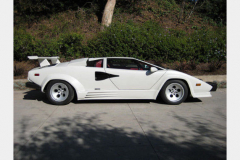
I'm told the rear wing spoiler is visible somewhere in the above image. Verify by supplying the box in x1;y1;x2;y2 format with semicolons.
28;56;61;67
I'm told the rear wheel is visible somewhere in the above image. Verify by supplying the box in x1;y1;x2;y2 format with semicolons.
46;80;74;105
160;80;188;105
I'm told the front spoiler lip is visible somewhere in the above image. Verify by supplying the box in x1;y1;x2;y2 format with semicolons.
206;82;217;92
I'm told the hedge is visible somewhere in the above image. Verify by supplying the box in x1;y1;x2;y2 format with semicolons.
14;21;226;64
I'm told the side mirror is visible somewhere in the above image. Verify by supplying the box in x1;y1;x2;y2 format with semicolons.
150;67;158;72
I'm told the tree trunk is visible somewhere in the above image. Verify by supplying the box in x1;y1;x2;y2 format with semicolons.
178;0;186;23
185;0;198;22
100;0;116;31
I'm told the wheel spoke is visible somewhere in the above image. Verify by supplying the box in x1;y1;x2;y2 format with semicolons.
50;83;69;102
165;83;184;102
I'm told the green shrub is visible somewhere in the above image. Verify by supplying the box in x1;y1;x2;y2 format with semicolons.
14;29;35;61
14;29;84;61
58;33;84;59
14;21;226;65
82;21;226;64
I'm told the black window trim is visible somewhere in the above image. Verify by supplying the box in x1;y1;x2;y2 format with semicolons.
106;58;163;71
86;58;104;68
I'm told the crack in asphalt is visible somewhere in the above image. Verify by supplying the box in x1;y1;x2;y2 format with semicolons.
15;105;59;156
127;103;160;160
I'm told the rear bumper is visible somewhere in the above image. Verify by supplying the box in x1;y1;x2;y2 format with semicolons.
206;82;217;91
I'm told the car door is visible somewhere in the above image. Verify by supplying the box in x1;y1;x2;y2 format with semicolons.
76;58;118;91
104;58;166;90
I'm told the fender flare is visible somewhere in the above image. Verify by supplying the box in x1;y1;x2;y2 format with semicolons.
153;75;194;99
41;74;85;99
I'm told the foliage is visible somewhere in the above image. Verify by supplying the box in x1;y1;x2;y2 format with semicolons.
14;30;84;61
14;29;35;61
58;33;84;58
82;21;226;63
14;21;226;65
14;0;107;25
197;0;226;25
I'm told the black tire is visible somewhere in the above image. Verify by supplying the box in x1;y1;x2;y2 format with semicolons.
159;80;188;105
46;80;74;105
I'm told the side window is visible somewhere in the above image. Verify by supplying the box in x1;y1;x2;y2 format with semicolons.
107;59;140;70
137;61;154;70
86;59;103;68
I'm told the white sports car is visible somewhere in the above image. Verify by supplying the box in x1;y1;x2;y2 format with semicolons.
27;56;216;105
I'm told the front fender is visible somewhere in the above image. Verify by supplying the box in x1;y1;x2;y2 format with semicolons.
41;74;86;99
153;70;212;98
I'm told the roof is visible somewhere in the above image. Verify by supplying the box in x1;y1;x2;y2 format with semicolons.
67;57;164;69
68;57;136;66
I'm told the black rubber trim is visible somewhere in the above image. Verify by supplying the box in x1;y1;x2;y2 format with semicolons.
95;71;119;81
206;82;217;91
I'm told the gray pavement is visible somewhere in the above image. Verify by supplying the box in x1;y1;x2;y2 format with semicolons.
14;89;226;160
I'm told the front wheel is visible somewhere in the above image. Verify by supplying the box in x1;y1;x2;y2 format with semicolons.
160;80;188;105
46;80;74;105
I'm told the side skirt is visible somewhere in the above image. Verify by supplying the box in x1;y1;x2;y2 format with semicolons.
77;90;157;100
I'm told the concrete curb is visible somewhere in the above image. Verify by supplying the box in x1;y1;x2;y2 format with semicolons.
14;75;226;90
194;75;226;88
14;79;40;91
194;75;226;82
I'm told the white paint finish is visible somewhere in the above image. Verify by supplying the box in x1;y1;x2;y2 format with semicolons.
74;67;117;91
28;56;60;67
27;57;213;102
105;68;166;90
68;58;88;66
82;90;156;100
152;69;212;98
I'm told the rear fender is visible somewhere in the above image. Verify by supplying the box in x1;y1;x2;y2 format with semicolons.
41;74;86;99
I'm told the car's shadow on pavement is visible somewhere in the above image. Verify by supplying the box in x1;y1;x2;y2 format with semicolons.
185;97;202;103
23;89;202;105
23;89;53;105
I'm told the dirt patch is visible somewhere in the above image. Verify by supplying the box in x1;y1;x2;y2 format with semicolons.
14;61;39;79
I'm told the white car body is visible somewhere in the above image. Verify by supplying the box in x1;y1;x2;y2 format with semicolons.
28;57;213;103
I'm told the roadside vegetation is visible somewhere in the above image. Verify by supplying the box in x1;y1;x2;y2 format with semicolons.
14;0;226;78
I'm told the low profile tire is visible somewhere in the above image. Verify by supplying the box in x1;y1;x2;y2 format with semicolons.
46;80;74;105
160;80;188;105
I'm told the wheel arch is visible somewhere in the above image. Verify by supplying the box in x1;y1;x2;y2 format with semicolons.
41;74;85;99
166;78;191;96
156;78;192;99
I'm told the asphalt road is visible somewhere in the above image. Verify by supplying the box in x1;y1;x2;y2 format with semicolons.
14;89;226;160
